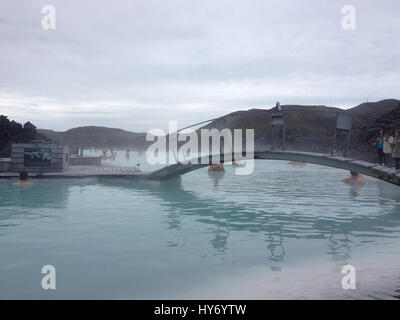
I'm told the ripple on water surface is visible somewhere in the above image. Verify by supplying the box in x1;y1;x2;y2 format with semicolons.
0;161;400;298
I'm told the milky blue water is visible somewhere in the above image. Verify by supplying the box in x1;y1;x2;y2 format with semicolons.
1;159;400;299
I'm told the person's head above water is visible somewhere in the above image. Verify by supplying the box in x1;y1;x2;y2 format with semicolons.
350;171;358;177
19;171;28;181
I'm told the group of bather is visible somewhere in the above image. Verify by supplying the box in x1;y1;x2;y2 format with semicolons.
208;160;246;172
340;128;400;188
100;149;144;162
101;150;118;161
376;129;400;170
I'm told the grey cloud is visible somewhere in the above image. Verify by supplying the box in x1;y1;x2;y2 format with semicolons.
0;0;399;131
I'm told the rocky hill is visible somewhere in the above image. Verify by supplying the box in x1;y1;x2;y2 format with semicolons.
38;126;149;152
4;99;399;162
166;99;399;162
214;99;400;162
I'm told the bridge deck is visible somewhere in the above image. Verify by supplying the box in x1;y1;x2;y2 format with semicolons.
148;150;400;186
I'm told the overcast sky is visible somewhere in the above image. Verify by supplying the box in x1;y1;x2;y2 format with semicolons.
0;0;399;132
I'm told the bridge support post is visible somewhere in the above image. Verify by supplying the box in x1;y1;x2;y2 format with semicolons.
344;129;352;158
331;130;337;156
271;126;274;151
270;102;285;151
331;114;352;157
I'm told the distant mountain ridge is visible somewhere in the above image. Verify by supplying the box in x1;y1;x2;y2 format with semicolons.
350;99;400;115
38;126;149;151
31;98;400;161
206;99;400;161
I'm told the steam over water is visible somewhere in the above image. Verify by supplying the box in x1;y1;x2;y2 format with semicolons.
1;157;400;299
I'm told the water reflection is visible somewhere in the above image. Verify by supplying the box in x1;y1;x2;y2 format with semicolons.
0;179;69;209
377;181;400;203
1;172;400;268
266;230;285;262
327;232;351;268
0;179;70;228
349;185;361;197
94;177;400;265
208;171;225;190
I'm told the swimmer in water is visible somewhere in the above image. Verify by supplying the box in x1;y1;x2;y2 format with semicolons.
288;161;306;166
342;171;365;186
12;171;34;186
208;163;225;172
110;150;116;161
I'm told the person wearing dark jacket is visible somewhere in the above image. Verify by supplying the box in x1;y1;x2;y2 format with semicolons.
376;129;385;165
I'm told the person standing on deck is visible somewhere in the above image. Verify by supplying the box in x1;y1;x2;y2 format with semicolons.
376;130;385;165
392;129;400;170
383;131;393;167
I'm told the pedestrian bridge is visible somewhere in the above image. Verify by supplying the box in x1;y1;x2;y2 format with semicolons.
149;150;400;186
2;150;398;187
